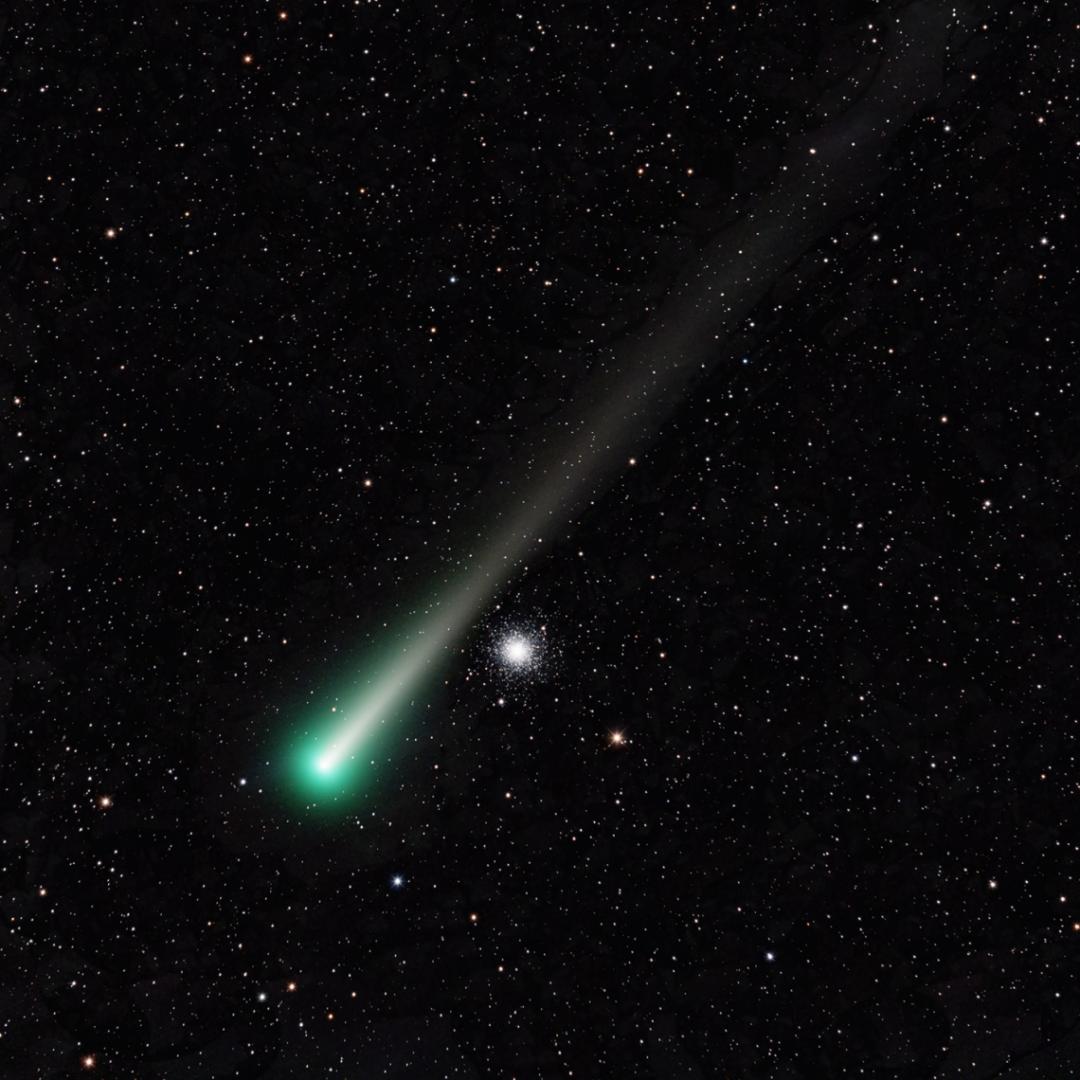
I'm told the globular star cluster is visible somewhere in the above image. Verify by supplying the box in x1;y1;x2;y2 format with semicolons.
499;634;534;669
484;618;558;694
5;1;1078;1078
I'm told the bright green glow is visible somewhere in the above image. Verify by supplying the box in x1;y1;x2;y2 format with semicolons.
281;558;522;807
276;628;436;808
277;717;383;811
314;630;443;773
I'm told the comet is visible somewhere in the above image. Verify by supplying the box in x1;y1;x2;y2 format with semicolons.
284;2;958;802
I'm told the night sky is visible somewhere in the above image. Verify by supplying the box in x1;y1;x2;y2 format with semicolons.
4;2;1079;1077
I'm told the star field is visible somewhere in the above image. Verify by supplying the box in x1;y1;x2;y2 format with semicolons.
4;1;1080;1077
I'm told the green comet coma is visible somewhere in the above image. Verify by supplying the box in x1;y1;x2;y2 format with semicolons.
273;612;454;811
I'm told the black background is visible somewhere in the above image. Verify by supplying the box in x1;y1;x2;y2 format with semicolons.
3;1;1079;1076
